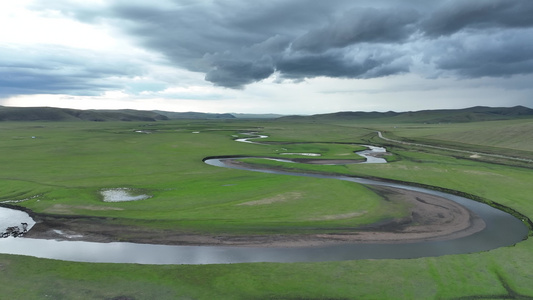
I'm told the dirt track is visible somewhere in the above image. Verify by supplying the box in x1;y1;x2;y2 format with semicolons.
377;131;533;163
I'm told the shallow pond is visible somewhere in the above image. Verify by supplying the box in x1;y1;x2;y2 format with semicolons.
101;188;151;202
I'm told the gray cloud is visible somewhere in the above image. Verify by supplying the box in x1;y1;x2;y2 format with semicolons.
291;7;419;52
278;46;411;80
422;0;533;36
107;1;350;71
92;1;422;87
204;57;276;89
431;29;533;78
0;45;144;98
17;0;533;92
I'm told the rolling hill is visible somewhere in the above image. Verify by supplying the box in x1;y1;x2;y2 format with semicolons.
278;106;533;123
0;105;532;122
0;106;236;122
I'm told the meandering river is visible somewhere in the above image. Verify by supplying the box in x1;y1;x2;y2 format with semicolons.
0;143;528;264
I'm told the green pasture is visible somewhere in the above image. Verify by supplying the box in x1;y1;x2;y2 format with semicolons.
378;119;533;152
270;143;367;160
0;121;398;234
367;119;533;160
1;118;533;299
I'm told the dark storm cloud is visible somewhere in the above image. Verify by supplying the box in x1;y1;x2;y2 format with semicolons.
102;0;532;88
103;0;420;88
99;0;359;87
204;57;276;88
278;46;411;80
422;0;533;36
17;0;533;93
431;29;533;78
201;34;291;88
107;1;350;71
291;7;419;52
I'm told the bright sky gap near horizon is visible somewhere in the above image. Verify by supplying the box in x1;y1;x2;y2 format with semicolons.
1;0;533;115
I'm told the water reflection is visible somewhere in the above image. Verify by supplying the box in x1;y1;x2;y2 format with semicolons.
356;145;387;164
0;207;35;237
0;203;526;265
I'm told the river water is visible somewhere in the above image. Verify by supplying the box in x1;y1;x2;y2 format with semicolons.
0;145;528;264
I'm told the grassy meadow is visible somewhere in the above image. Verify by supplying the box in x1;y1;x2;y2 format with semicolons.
0;121;395;234
1;117;533;299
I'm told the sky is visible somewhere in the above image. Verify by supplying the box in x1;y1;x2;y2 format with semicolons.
1;0;533;115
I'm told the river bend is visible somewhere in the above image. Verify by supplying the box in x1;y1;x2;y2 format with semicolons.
0;147;528;264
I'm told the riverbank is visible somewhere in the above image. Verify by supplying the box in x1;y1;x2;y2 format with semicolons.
23;184;485;247
20;154;488;248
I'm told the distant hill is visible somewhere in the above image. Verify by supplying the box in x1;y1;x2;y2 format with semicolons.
390;106;533;123
1;105;531;123
152;110;235;119
279;106;533;123
0;106;236;122
0;106;169;122
232;113;285;119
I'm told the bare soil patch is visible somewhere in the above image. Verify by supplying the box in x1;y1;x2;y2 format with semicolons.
238;192;302;206
308;211;367;221
45;204;124;214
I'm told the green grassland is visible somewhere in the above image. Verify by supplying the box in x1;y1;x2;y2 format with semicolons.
1;117;533;299
378;119;533;152
0;121;396;234
363;119;533;160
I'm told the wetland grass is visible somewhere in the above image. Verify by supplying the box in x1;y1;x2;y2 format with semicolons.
1;118;533;299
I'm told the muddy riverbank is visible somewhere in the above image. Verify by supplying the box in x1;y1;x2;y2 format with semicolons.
22;180;485;248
